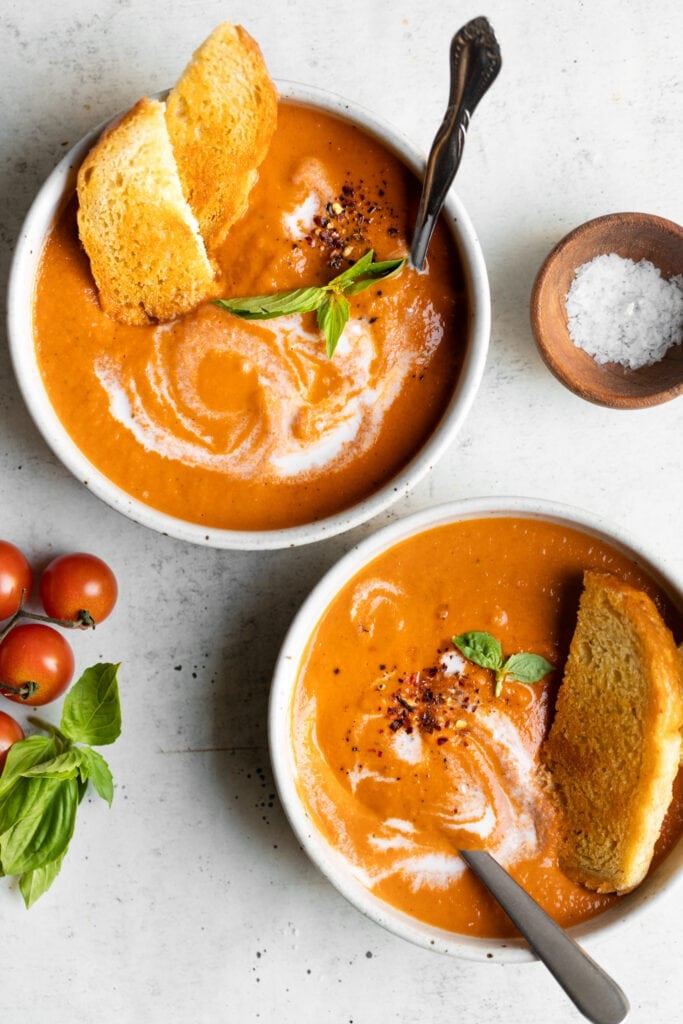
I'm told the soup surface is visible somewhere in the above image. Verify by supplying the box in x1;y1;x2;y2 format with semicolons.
291;516;683;938
33;102;467;531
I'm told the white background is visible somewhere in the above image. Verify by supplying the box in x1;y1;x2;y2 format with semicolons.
1;1;682;1021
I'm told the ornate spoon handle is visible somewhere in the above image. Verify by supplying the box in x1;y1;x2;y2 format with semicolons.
410;17;502;269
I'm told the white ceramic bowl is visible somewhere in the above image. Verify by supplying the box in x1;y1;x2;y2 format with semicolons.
269;495;683;962
7;82;490;550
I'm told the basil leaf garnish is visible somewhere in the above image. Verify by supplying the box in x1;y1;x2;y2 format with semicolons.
317;292;350;358
452;631;554;698
215;249;407;358
342;256;406;295
502;652;555;685
215;286;325;320
328;249;376;287
453;631;503;671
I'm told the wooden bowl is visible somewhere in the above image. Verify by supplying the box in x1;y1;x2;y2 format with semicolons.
530;212;683;408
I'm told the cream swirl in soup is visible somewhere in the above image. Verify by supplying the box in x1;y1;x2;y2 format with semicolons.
34;103;467;530
291;516;683;938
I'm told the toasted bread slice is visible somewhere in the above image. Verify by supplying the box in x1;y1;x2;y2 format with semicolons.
165;22;278;253
545;571;683;893
77;97;218;325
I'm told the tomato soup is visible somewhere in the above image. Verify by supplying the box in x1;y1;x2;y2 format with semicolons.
33;102;467;531
291;517;683;938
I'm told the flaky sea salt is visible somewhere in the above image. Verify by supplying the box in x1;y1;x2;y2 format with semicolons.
565;253;683;369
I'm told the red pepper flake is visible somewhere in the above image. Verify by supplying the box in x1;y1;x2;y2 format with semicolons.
298;179;400;270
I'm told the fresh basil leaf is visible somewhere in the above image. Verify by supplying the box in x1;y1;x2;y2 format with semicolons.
502;652;555;685
0;776;78;875
0;736;57;797
318;292;350;359
214;250;407;358
328;249;376;287
342;256;407;295
19;851;66;908
20;748;84;781
453;631;504;671
60;663;122;747
215;286;325;320
77;747;114;806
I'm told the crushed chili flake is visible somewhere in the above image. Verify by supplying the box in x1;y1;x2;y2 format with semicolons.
299;179;401;270
383;661;482;738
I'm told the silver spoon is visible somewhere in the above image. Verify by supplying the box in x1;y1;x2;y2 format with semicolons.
460;849;630;1024
410;17;502;270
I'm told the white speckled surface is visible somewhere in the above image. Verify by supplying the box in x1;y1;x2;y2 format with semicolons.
1;2;682;1021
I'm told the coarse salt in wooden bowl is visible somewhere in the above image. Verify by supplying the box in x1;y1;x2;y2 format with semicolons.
530;212;683;409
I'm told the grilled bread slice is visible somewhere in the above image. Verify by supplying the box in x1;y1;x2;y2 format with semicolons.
545;570;683;893
165;22;278;254
76;97;218;325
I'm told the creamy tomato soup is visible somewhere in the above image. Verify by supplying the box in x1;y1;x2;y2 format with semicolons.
33;102;467;531
291;517;683;938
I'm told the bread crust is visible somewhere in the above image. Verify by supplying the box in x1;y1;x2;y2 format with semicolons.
76;97;218;325
545;571;683;893
165;22;278;254
75;23;277;325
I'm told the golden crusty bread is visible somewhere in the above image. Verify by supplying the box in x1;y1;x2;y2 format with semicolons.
77;97;218;325
165;22;278;254
545;570;683;894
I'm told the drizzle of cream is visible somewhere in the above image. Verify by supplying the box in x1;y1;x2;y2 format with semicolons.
282;192;320;237
441;650;466;676
294;662;548;895
348;578;405;637
390;728;423;765
93;305;408;481
93;162;442;485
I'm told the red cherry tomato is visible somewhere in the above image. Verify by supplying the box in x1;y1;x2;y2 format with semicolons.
0;709;25;771
40;552;118;627
0;541;33;621
0;623;75;706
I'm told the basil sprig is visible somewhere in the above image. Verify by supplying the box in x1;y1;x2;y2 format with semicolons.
452;631;554;698
0;663;122;907
215;249;407;358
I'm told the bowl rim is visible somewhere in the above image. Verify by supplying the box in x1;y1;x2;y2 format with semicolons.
6;80;490;550
268;494;683;963
530;211;683;410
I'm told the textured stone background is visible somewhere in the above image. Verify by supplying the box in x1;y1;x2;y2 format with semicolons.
1;1;682;1021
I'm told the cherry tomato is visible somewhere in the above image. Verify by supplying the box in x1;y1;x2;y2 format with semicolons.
0;623;75;706
0;541;33;621
0;709;25;771
40;552;118;627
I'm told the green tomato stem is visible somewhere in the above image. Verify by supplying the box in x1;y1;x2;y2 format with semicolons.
0;604;94;643
0;679;40;700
